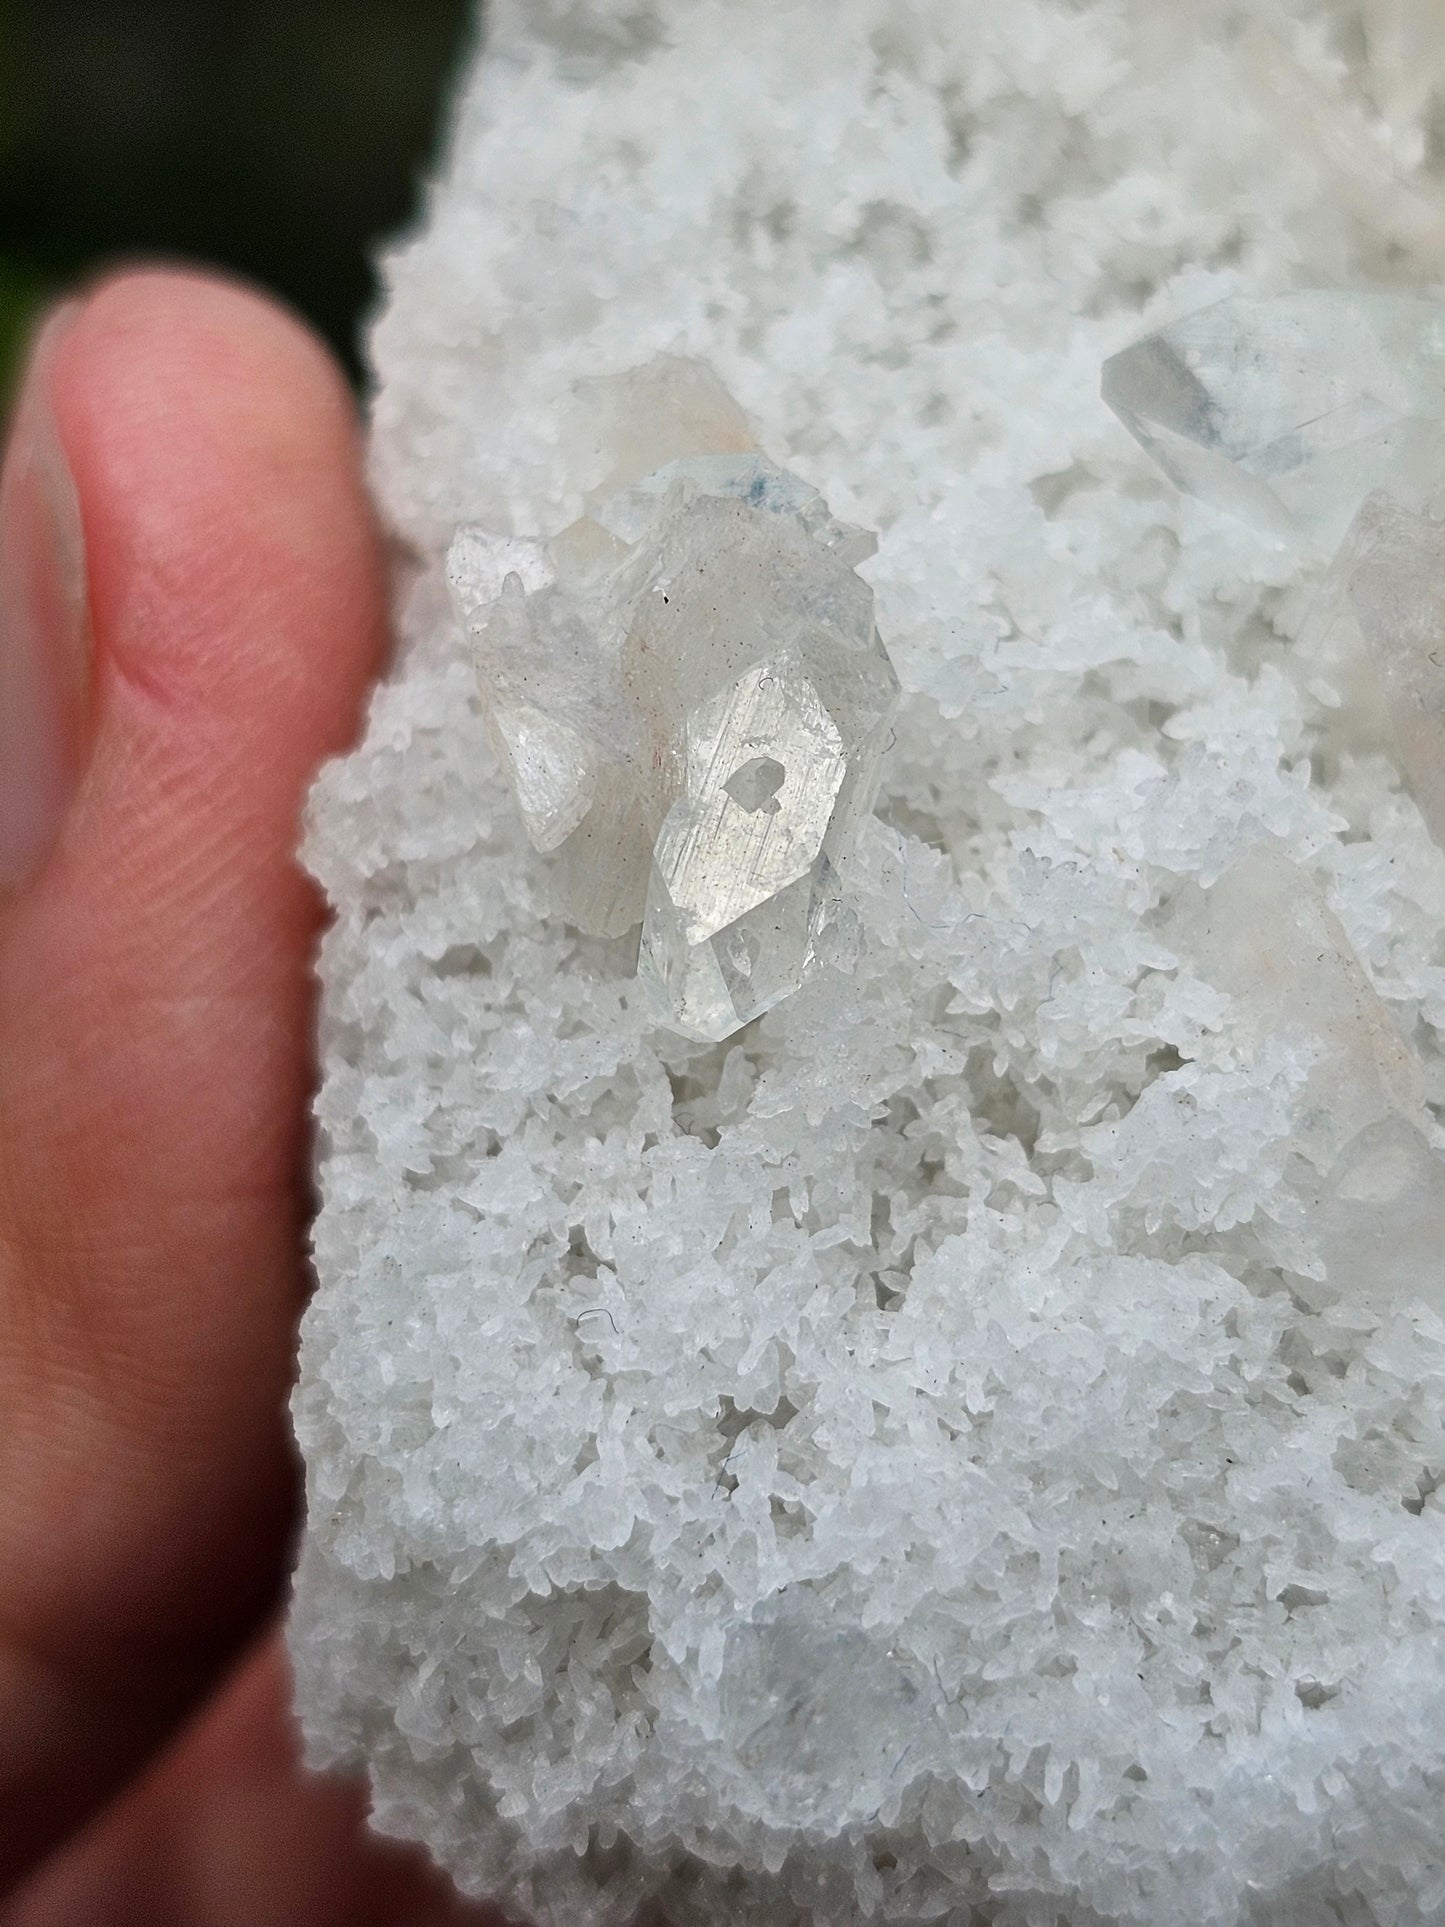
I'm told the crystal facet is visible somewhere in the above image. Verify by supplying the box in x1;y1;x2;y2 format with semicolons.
298;9;1445;1920
1103;291;1445;546
1336;493;1445;850
447;393;899;1041
1171;842;1445;1309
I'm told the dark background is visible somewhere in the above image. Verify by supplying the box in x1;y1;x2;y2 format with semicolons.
0;0;474;399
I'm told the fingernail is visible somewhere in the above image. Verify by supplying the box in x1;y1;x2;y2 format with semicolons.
0;302;90;889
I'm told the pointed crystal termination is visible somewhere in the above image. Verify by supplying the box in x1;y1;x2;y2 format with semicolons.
447;362;900;1042
1103;292;1445;548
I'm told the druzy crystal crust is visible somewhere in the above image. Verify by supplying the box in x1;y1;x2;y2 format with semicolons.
448;441;900;1041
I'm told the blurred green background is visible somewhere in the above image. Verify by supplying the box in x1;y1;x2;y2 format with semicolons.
0;0;474;402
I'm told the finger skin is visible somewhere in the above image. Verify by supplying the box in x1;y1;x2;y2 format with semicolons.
2;1633;497;1927
0;270;388;1887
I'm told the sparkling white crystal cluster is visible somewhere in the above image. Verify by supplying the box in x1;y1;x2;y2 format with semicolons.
446;394;899;1042
291;3;1445;1924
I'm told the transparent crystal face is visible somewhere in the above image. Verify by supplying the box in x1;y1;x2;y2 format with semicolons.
1337;492;1445;850
447;429;900;1041
1103;292;1445;547
718;1599;943;1829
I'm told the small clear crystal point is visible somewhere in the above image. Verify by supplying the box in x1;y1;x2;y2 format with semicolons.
447;368;899;1041
1103;291;1445;546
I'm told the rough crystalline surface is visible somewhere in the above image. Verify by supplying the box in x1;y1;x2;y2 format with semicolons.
290;4;1445;1925
448;430;899;1041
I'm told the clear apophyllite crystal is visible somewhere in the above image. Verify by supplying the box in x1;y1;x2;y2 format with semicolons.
1102;291;1445;546
447;412;899;1042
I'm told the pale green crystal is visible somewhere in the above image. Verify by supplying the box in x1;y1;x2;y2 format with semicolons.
1103;291;1445;546
448;420;899;1042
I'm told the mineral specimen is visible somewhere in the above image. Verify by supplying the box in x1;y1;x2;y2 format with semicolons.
292;4;1445;1925
1107;292;1445;859
1102;291;1445;546
447;432;900;1041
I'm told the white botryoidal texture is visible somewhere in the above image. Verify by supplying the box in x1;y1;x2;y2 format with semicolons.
290;4;1445;1925
447;392;899;1042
